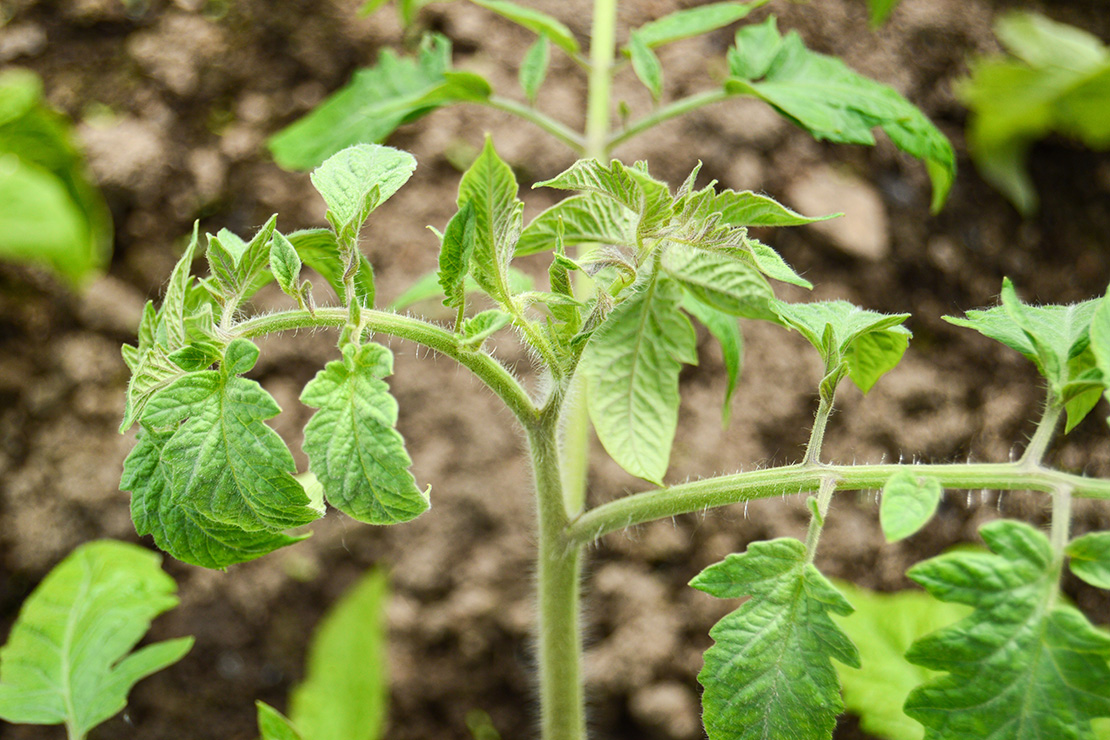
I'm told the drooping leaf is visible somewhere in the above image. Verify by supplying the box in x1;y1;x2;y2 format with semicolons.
630;1;766;49
579;276;696;484
517;192;637;256
301;343;428;525
438;201;477;309
691;538;860;740
831;581;970;740
725;16;955;212
0;541;193;738
257;702;306;740
141;340;318;533
681;294;743;426
269;35;490;170
122;430;309;569
880;470;943;542
455;137;524;303
628;32;664;100
905;519;1110;739
1067;531;1110;590
519;34;551;103
663;245;777;320
471;0;580;55
310;144;417;243
289;569;389;740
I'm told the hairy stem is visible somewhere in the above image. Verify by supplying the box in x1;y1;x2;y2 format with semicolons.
1018;399;1063;467
1048;485;1073;609
483;96;586;154
564;461;1110;545
803;476;837;564
803;395;835;466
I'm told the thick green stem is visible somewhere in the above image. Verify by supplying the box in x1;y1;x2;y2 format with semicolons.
585;0;617;160
803;396;834;466
803;476;837;564
528;413;586;740
564;461;1110;545
1018;399;1063;468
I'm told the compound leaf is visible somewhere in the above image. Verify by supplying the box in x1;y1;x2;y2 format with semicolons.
471;0;579;55
1067;532;1110;590
289;570;389;740
880;470;943;542
579;276;696;484
725;16;955;212
630;1;766;49
301;343;428;525
0;541;193;738
311;143;417;242
456;137;524;303
681;294;743;426
691;538;860;740
905;519;1110;739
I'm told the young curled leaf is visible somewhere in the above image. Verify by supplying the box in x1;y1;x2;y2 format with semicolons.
880;469;943;542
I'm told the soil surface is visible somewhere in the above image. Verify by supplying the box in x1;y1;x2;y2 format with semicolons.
1;1;1109;739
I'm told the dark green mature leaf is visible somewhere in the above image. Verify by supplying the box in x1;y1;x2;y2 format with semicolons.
631;1;766;49
517;192;637;256
905;519;1110;739
311;144;417;243
628;33;664;100
519;35;550;103
832;581;969;740
725;16;954;212
123;431;308;569
269;35;490;170
301;343;428;525
0;541;193;737
471;0;579;55
289;569;389;740
439;201;477;309
1067;532;1110;590
880;470;943;542
258;702;305;740
141;339;317;533
691;538;860;740
681;294;743;426
456;137;524;303
579;276;696;484
664;246;776;320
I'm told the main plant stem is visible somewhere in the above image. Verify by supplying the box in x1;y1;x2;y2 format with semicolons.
529;411;586;740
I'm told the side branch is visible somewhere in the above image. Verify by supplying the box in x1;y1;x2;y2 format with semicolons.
564;462;1110;545
232;308;539;426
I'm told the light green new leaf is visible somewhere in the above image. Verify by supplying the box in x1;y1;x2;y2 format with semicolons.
519;35;550;103
141;342;317;533
691;538;860;740
516;192;637;256
162;223;200;349
270;231;303;297
456;137;524;303
289;570;389;740
579;277;696;484
740;239;813;289
1067;532;1110;590
631;1;766;49
311;144;417;241
269;35;490;170
905;519;1110;739
716;189;836;228
880;470;943;542
439;201;477;309
258;702;305;740
122;430;309;569
461;309;512;347
536;159;672;242
831;581;969;740
846;327;911;394
664;245;777;320
0;541;193;739
471;0;579;55
1086;284;1110;428
286;228;376;306
301;342;428;525
726;16;955;212
628;33;664;100
681;294;743;426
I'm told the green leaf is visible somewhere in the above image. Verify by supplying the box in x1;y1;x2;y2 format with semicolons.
141;348;318;533
517;192;637;256
122;431;307;569
455;137;524;303
162;223;200;349
725;16;955;212
715;189;836;228
301;343;428;525
880;470;943;542
845;325;911;394
580;276;696;484
1091;284;1110;427
691;538;860;740
0;541;193;737
270;231;303;297
741;239;813;289
257;702;305;740
1067;531;1110;590
439;201;477;309
905;519;1110;739
287;228;376;306
628;33;664;101
630;1;766;49
519;34;551;103
289;570;389;740
664;245;777;320
461;309;512;347
310;143;417;242
831;581;970;740
681;294;743;426
269;35;491;170
168;341;222;372
865;0;902;27
958;12;1110;214
388;268;534;311
471;0;580;55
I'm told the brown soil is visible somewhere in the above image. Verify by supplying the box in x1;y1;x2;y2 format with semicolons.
1;1;1109;739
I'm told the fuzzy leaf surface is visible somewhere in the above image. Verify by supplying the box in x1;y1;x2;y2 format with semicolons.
0;541;193;737
471;0;579;54
880;470;943;542
289;570;389;740
286;228;375;305
438;201;477;309
726;16;955;211
301;343;427;525
1067;532;1110;590
716;189;836;228
580;277;696;484
516;192;636;256
311;144;416;241
664;245;776;320
691;538;860;740
456;137;523;303
905;519;1110;739
270;231;303;296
